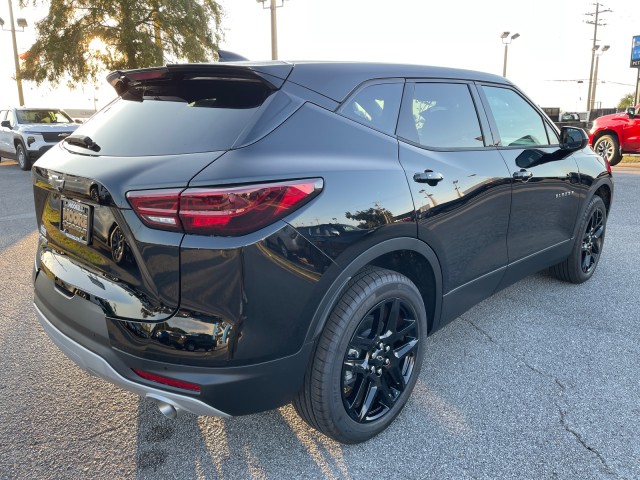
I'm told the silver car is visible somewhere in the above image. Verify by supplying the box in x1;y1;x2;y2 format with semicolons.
0;107;79;170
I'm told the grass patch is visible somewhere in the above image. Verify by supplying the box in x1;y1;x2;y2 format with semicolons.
621;155;640;164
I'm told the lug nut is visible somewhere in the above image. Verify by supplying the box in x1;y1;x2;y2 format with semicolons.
385;346;391;352
377;355;383;361
384;358;390;365
376;368;382;375
378;342;384;349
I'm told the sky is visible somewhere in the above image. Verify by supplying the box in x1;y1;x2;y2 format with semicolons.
0;0;638;113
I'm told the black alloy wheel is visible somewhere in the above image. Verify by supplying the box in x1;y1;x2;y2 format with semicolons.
342;298;419;423
550;195;607;283
294;267;427;444
580;206;605;274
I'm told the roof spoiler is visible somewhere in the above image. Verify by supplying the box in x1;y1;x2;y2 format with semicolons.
106;62;294;97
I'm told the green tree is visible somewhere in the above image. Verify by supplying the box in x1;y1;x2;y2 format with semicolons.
617;92;636;110
20;0;223;85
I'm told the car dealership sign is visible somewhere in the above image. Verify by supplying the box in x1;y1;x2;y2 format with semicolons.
631;35;640;67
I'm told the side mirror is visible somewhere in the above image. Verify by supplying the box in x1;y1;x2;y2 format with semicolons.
627;107;636;118
560;126;588;151
0;120;10;128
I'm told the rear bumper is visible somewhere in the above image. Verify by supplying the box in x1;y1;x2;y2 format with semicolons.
33;264;315;416
34;302;230;417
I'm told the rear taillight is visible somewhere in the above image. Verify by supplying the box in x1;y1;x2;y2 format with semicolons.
127;189;183;230
127;179;323;236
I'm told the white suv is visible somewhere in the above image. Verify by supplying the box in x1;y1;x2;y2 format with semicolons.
0;107;80;170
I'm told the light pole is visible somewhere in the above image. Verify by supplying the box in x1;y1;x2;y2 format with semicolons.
590;45;609;111
0;1;28;106
501;32;520;77
256;0;287;60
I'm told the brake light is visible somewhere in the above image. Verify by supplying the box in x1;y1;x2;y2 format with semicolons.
127;189;183;231
132;369;201;392
127;179;323;236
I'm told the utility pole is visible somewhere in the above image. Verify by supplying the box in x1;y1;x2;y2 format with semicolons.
6;0;25;105
585;2;611;112
257;0;286;60
591;45;609;112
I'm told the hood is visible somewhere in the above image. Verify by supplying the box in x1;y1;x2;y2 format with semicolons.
20;123;80;133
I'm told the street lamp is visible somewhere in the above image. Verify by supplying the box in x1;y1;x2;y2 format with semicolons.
501;32;520;77
0;0;28;106
590;45;609;111
256;0;287;60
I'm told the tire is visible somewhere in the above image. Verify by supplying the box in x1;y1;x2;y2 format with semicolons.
550;195;607;284
294;267;427;444
593;134;622;166
16;143;29;171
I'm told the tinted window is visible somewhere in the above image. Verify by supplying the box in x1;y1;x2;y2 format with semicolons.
67;79;272;156
398;83;483;149
482;86;549;147
341;82;403;135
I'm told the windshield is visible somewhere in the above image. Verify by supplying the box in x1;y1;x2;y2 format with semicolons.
17;109;72;124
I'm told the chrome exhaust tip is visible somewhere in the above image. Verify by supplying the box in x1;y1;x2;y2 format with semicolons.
157;401;178;419
146;393;185;419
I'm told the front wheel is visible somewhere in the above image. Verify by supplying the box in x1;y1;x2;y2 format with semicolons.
16;143;30;171
294;267;427;444
593;134;622;166
550;196;607;283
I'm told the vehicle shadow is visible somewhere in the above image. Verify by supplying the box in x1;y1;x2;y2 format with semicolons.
134;399;350;479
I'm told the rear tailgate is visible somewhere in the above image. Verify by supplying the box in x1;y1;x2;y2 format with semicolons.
32;149;223;321
33;63;290;322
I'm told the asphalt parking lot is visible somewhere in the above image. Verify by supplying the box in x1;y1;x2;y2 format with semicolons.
1;159;638;479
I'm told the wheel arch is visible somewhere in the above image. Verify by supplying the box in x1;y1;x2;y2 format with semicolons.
305;237;443;344
13;134;26;149
571;178;613;240
591;129;618;145
593;181;613;214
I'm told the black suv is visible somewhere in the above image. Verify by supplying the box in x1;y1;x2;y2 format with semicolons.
32;61;613;444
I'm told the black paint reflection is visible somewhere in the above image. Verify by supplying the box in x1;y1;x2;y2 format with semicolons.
108;310;234;365
263;224;333;274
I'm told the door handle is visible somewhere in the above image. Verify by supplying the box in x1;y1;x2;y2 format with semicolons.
413;170;444;186
513;169;533;181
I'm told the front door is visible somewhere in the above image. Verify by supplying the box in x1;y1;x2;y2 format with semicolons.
478;84;581;270
396;81;512;325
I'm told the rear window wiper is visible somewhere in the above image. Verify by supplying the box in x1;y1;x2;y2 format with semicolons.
64;135;101;152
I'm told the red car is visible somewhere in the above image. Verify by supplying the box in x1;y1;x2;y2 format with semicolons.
589;104;640;166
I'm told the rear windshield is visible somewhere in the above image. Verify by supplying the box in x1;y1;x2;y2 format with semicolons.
67;79;272;156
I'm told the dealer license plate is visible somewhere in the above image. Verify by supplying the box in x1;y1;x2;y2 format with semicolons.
61;198;92;244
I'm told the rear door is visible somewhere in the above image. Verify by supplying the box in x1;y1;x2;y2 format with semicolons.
396;81;511;324
477;84;581;269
